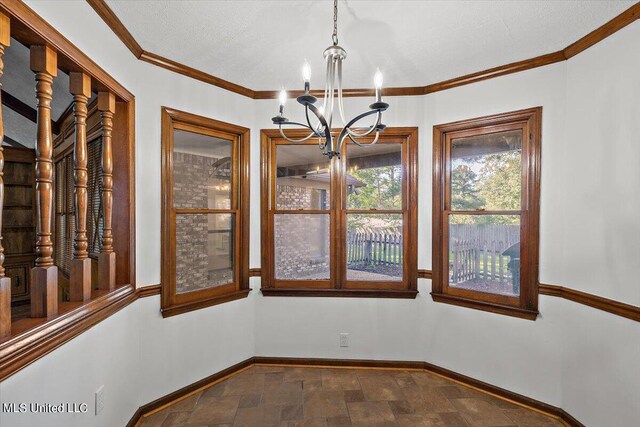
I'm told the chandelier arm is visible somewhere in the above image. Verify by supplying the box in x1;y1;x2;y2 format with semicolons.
306;102;333;153
348;130;380;147
326;59;335;128
337;108;382;153
278;123;317;143
344;111;382;138
321;56;332;116
337;57;348;126
304;105;324;136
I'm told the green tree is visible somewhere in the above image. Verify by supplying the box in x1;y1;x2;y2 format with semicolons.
476;151;521;224
348;165;402;230
451;164;484;210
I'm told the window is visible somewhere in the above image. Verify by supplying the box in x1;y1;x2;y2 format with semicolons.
432;108;541;319
261;127;418;297
161;108;250;317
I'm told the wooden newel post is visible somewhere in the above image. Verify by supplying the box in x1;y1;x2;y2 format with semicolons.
0;13;11;337
69;72;92;302
30;45;58;318
97;92;115;290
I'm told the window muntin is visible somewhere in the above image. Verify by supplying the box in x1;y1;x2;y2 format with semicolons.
262;128;417;296
433;109;541;319
161;108;250;316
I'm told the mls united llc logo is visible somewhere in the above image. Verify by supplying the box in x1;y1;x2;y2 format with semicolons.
2;402;89;414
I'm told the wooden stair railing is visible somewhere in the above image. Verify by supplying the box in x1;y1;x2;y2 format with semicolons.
0;11;10;338
30;45;58;318
97;91;116;290
69;72;92;302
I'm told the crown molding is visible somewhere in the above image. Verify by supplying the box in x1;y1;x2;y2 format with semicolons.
87;0;640;100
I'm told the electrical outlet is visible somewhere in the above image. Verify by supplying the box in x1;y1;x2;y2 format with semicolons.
339;333;349;347
95;385;105;415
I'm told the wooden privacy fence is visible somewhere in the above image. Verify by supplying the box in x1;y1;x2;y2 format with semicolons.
347;231;403;266
449;224;519;283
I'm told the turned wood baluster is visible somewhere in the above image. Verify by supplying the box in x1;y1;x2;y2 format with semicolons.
0;12;10;338
69;72;92;301
30;45;58;318
97;92;115;290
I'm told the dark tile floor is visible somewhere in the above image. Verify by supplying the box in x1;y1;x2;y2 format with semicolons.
139;365;564;427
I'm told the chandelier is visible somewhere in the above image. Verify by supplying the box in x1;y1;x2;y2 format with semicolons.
272;0;389;159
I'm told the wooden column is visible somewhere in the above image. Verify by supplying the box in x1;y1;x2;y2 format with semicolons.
69;72;91;302
0;13;11;338
97;92;115;290
30;45;58;318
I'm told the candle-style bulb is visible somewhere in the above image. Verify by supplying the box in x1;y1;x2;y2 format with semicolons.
374;68;383;89
279;89;287;106
302;61;312;83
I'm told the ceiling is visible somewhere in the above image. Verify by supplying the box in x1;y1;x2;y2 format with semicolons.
105;0;634;91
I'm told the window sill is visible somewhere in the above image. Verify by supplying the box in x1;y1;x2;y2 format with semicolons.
261;288;418;299
0;284;137;381
430;292;538;320
161;289;251;318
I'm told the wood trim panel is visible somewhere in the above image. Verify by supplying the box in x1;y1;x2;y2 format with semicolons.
127;357;255;427
248;268;261;277
160;107;251;318
260;127;418;297
563;3;640;59
136;284;161;298
539;283;640;322
87;0;640;99
423;51;565;94
139;51;255;98
432;107;542;320
127;356;584;427
85;0;143;58
431;292;539;321
260;288;418;299
0;284;135;381
417;269;432;279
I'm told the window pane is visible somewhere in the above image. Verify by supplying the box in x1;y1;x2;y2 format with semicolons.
448;214;520;296
450;130;521;211
173;129;233;210
176;213;234;294
275;145;330;210
347;214;402;281
346;143;402;210
274;214;329;279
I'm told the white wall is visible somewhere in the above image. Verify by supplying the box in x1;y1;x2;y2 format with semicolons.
0;2;638;426
559;22;640;427
1;2;257;427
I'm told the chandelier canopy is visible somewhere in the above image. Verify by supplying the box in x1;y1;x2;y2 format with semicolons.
272;0;389;160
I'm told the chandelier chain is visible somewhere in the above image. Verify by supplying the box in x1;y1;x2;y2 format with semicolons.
332;0;339;45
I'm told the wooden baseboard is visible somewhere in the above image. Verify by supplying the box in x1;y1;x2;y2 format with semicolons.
126;357;255;427
128;356;584;427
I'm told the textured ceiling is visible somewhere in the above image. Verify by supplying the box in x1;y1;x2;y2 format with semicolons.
107;1;632;91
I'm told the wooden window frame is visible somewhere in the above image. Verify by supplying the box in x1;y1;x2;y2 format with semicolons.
260;127;418;298
161;107;250;317
432;108;541;320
